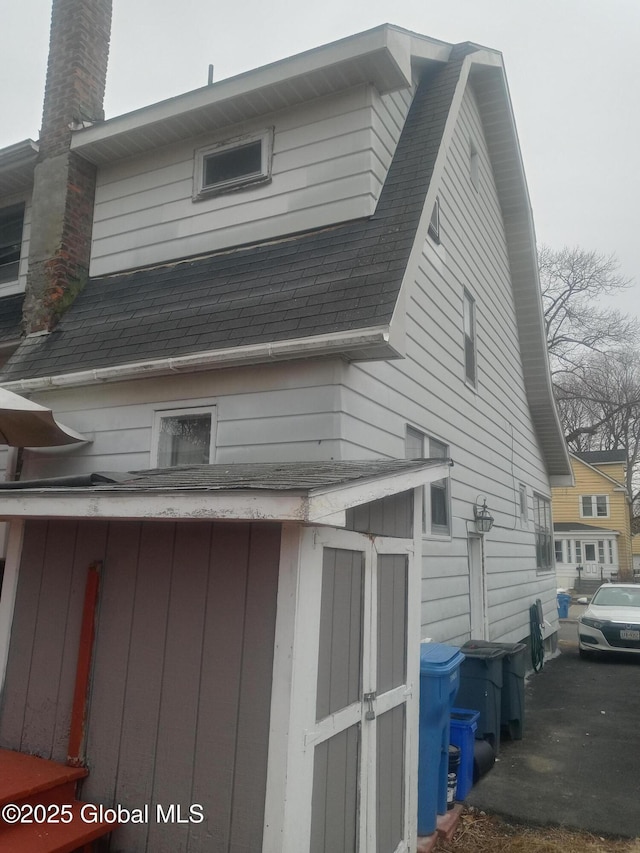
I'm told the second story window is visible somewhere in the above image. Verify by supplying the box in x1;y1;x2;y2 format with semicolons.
463;289;476;386
194;129;273;199
153;406;216;467
580;495;609;518
0;203;24;284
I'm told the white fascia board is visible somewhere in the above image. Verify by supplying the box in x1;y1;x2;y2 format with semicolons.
0;461;450;524
71;26;424;160
306;460;451;522
0;490;309;522
2;326;393;394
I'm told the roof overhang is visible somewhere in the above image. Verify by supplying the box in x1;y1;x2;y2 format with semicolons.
70;25;451;166
0;459;450;526
0;139;38;197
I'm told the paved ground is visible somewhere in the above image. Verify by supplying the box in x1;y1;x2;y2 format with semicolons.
466;607;640;838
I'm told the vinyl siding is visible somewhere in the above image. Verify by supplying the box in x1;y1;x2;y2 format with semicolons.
14;360;346;481
337;82;557;645
552;457;632;574
89;84;412;277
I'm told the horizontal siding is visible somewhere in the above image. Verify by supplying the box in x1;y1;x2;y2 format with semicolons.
15;361;345;481
552;457;632;573
90;84;411;277
337;83;557;645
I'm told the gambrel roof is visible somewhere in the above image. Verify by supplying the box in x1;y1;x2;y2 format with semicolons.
0;25;571;479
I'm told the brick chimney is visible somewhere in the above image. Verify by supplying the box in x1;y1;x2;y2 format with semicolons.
23;0;112;334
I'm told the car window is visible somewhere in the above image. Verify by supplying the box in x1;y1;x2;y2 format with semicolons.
592;588;640;607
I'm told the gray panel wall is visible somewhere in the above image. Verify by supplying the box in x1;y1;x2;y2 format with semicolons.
346;492;413;538
316;548;364;721
310;725;360;853
377;554;408;695
0;518;281;853
376;705;405;853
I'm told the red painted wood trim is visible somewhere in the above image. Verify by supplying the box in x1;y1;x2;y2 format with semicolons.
67;562;102;767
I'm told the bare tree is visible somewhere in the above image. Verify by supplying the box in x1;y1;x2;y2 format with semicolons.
539;246;639;378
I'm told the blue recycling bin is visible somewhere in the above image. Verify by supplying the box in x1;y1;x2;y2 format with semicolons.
418;642;465;836
449;708;479;801
557;592;571;619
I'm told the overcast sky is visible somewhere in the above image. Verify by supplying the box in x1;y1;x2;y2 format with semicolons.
3;0;639;318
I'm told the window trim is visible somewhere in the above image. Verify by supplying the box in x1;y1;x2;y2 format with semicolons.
579;494;610;519
0;202;25;286
405;426;451;539
463;288;477;387
427;197;440;243
533;493;553;572
151;404;217;467
193;128;274;200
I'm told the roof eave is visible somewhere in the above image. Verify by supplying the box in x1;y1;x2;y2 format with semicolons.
70;25;451;166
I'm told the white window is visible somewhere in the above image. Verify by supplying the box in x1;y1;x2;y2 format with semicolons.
469;140;479;190
428;197;440;243
554;540;563;563
608;540;614;564
597;540;605;564
566;540;572;562
518;484;528;523
463;289;476;386
152;406;216;467
533;494;553;571
584;543;596;562
193;129;273;199
0;203;24;284
575;540;582;563
580;495;609;518
405;426;450;537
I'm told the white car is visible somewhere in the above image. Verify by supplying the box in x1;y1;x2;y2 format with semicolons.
578;584;640;659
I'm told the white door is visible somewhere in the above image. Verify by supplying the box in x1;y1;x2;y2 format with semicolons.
308;529;416;853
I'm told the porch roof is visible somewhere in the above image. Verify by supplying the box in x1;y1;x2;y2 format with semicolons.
0;458;450;526
553;522;619;535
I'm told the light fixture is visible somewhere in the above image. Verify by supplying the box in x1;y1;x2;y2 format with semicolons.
474;496;494;534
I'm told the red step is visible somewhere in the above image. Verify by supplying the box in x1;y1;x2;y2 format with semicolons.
0;750;114;853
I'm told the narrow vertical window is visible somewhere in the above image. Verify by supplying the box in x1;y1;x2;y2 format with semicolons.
597;540;605;564
469;140;479;190
608;540;614;564
463;289;476;386
554;541;563;563
428;197;440;242
519;484;528;523
575;540;582;563
0;203;24;284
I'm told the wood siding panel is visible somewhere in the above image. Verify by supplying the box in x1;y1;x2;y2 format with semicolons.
0;519;48;750
377;555;407;694
3;519;279;853
310;725;360;853
316;548;364;721
346;492;413;538
376;704;405;853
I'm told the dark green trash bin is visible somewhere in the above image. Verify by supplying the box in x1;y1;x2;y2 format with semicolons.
463;640;527;740
455;644;504;752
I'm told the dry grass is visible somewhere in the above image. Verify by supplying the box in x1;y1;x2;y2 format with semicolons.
440;808;640;853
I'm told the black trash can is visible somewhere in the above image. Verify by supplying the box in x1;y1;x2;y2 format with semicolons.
455;644;504;752
463;640;527;740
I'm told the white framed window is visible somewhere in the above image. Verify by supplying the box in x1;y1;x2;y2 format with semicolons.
597;540;605;564
575;540;582;563
554;540;563;563
152;406;216;467
580;495;609;518
463;289;477;386
608;540;614;564
533;494;553;571
518;483;528;524
0;203;24;284
469;140;479;190
427;197;440;243
193;128;273;199
584;543;596;562
566;539;572;562
405;426;451;537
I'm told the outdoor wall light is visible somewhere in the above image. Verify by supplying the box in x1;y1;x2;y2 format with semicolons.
474;496;494;534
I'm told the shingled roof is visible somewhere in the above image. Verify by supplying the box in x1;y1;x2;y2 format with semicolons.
0;50;471;384
574;450;627;465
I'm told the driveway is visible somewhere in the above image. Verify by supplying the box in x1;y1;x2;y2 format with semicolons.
466;610;640;838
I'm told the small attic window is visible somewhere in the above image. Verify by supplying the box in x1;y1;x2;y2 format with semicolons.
194;129;273;199
0;203;24;284
427;198;440;243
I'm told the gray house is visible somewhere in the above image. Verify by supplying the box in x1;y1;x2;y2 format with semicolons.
0;4;571;851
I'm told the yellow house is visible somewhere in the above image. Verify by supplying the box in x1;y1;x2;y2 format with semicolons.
552;450;632;588
632;517;640;574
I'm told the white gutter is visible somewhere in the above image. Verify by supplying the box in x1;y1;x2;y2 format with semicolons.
3;326;397;393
